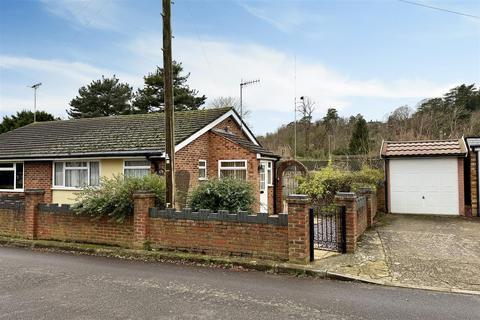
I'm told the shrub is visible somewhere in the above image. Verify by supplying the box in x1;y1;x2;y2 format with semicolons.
297;165;383;205
72;174;166;222
188;178;255;212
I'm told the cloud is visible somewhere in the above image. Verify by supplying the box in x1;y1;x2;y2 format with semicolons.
40;0;120;30
0;55;140;117
239;1;322;33
129;33;453;117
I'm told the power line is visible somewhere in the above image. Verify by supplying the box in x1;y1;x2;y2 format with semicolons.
398;0;480;20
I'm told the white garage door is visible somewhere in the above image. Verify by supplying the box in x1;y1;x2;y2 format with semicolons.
389;158;459;215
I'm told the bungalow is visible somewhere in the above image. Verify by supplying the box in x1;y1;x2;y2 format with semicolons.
0;108;280;213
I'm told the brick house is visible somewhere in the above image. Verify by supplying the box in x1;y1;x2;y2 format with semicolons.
0;108;279;213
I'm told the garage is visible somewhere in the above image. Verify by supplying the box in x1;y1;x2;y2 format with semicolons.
381;139;467;216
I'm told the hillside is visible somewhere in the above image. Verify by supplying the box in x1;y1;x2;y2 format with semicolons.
258;84;480;160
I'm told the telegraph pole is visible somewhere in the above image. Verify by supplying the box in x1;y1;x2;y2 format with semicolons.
163;0;175;207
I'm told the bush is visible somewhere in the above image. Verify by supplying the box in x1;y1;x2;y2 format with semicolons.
72;174;166;222
188;178;255;213
297;165;383;205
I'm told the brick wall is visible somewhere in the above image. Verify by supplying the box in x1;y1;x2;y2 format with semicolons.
0;202;25;237
468;152;477;217
148;209;289;261
335;193;369;253
458;158;465;216
0;191;312;263
208;131;261;212
174;133;209;208
0;161;52;203
36;205;134;247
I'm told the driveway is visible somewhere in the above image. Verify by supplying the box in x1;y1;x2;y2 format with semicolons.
316;214;480;292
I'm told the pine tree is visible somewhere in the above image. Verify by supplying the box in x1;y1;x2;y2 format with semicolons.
349;114;369;154
67;76;134;119
133;61;206;113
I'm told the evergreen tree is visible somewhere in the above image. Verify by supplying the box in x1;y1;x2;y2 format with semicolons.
349;114;369;154
133;61;206;113
67;76;134;119
0;110;58;133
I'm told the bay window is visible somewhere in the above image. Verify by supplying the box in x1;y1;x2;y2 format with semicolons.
124;160;151;178
218;160;247;180
0;162;23;191
53;161;99;188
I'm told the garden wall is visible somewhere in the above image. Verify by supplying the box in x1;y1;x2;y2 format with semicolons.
148;209;289;261
0;189;312;264
37;204;134;247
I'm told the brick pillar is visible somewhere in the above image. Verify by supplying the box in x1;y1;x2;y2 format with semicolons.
335;192;357;254
358;188;377;227
287;194;310;264
133;191;156;249
24;189;45;240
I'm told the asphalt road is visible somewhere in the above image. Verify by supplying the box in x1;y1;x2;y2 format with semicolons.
0;247;479;320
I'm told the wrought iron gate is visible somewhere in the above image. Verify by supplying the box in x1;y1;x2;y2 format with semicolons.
309;205;346;256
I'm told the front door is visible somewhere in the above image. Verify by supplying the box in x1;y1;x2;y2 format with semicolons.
259;161;268;212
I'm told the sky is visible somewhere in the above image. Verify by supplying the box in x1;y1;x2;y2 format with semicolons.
0;0;479;135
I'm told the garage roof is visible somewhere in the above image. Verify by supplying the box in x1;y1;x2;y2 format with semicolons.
465;137;480;151
381;139;467;158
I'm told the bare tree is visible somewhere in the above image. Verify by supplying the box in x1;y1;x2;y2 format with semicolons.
296;97;316;153
208;96;251;119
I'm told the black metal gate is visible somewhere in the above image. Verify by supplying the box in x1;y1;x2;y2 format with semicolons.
309;205;346;257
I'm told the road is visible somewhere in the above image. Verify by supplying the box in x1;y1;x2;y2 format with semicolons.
0;247;478;320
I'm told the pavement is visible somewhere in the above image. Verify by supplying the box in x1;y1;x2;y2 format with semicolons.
313;213;480;293
1;246;479;320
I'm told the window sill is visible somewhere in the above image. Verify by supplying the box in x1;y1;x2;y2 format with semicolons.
0;189;24;193
51;187;84;191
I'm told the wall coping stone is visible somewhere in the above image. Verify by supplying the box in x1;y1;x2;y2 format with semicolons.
0;200;25;210
357;187;373;194
38;203;73;214
25;189;46;195
287;194;309;204
133;191;156;199
149;208;288;226
336;192;356;199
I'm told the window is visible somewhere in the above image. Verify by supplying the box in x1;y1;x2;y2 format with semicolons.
0;162;23;191
267;161;273;186
124;160;150;178
218;160;247;180
53;161;100;188
198;160;207;180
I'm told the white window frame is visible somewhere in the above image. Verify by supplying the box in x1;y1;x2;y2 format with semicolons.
198;159;207;180
0;162;24;192
267;161;273;186
123;159;151;178
52;160;100;190
218;160;248;180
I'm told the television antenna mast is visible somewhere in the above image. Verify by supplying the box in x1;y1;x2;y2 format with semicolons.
239;79;260;130
29;83;42;123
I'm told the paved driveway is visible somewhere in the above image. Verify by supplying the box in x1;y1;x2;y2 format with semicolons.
378;214;480;291
317;214;480;292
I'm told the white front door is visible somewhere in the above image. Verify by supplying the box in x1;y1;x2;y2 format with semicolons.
389;158;459;215
259;161;268;213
